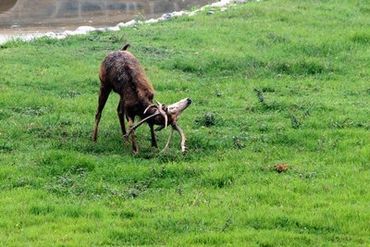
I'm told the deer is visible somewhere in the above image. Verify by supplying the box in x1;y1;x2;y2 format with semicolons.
92;44;192;154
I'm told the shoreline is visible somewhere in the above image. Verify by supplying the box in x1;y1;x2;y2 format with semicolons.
0;0;248;45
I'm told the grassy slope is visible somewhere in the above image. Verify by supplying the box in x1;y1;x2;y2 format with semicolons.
0;0;369;245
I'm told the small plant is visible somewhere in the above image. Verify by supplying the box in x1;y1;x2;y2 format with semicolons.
0;109;11;120
11;106;49;116
233;136;246;149
267;32;289;44
350;32;370;44
330;118;354;129
60;90;81;98
290;114;301;129
0;142;13;153
254;88;265;105
201;173;234;189
203;112;216;126
221;216;233;232
195;112;217;127
215;90;223;97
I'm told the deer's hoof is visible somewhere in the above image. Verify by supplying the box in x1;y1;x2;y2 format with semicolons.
181;146;188;154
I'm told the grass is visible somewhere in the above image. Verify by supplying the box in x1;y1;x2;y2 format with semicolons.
0;0;369;245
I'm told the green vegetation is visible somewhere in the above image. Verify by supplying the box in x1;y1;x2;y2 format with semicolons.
0;0;369;245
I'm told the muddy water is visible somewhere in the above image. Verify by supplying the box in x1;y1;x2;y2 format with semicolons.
0;0;211;34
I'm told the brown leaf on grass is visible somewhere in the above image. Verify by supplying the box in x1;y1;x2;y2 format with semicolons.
274;163;289;173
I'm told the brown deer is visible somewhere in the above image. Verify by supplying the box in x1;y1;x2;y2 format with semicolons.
92;44;192;154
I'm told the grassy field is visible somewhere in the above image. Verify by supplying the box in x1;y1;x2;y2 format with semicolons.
0;0;369;245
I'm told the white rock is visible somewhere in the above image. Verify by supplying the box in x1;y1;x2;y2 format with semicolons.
116;22;126;28
122;20;137;27
75;26;96;34
145;18;159;24
106;26;120;31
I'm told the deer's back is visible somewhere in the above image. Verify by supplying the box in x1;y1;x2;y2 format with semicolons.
99;50;155;113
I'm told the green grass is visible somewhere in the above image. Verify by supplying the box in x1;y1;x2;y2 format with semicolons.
0;0;369;245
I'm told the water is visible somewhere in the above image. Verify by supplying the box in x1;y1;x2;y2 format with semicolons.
0;0;211;35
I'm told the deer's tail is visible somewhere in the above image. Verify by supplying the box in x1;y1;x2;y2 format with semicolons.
121;44;130;51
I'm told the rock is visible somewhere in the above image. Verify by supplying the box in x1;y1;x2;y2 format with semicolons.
161;13;172;20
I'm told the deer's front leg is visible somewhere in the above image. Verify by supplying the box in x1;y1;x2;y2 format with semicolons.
117;99;126;136
92;86;111;142
149;123;158;148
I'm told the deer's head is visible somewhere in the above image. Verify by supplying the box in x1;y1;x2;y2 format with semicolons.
126;98;192;152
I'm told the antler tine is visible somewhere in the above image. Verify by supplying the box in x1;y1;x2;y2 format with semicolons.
160;127;174;153
143;104;157;115
155;100;168;128
125;112;160;138
160;124;187;153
